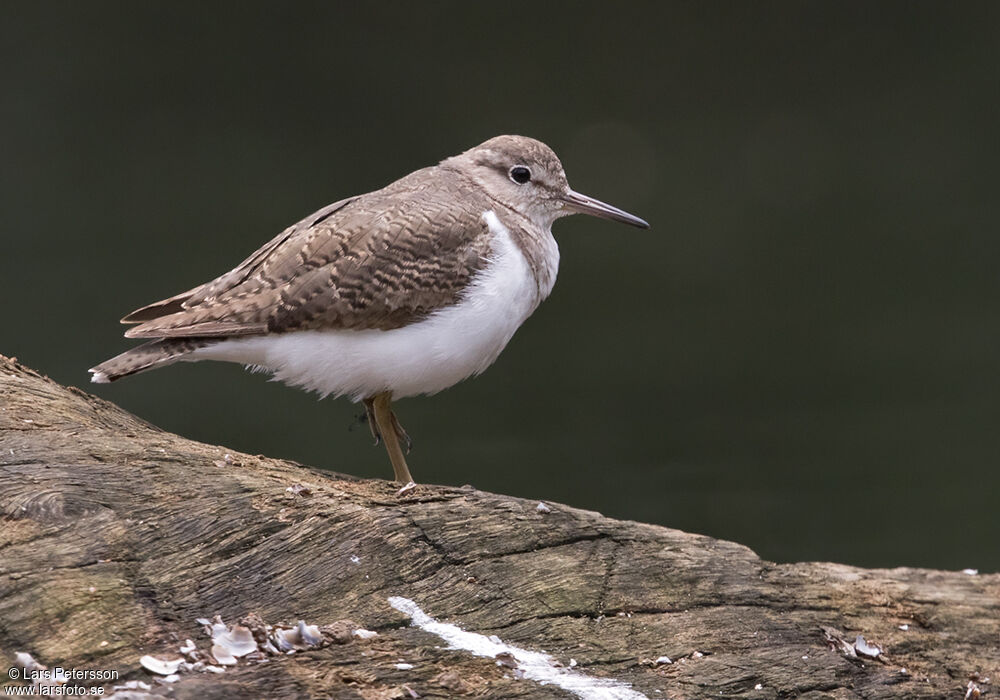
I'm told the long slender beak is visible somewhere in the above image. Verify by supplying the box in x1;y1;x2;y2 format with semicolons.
561;189;649;229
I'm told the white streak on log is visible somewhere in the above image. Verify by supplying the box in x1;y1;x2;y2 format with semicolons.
388;596;649;700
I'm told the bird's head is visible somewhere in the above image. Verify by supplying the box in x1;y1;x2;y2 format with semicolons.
443;135;649;230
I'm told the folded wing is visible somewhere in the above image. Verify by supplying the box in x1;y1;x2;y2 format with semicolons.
121;170;493;339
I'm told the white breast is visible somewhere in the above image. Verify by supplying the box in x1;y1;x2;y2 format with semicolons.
191;211;559;400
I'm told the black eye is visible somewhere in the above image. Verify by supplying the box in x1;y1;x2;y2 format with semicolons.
509;166;531;184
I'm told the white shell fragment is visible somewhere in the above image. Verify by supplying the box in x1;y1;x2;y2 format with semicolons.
209;616;229;639
194;612;333;669
353;628;379;640
139;655;183;675
214;624;258;658
963;568;979;576
853;635;882;659
271;631;296;653
15;652;46;672
536;502;552;513
112;681;152;692
210;644;238;666
15;655;67;690
654;656;672;666
298;620;323;645
395;663;414;670
272;620;324;651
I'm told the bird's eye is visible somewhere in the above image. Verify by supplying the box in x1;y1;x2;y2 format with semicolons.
509;166;531;184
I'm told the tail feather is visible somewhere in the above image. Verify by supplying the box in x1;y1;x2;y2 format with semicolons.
89;338;212;383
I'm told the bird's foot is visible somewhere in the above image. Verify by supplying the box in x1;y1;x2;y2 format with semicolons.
395;481;417;497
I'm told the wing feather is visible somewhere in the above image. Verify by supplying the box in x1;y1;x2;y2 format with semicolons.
121;196;357;324
121;169;493;340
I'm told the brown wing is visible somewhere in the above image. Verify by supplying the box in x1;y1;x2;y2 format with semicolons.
120;197;357;325
121;167;494;339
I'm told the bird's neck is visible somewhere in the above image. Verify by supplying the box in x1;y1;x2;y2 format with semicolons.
491;207;560;302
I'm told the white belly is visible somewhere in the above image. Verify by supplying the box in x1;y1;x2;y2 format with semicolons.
190;211;559;401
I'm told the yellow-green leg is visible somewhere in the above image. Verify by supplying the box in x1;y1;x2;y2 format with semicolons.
369;392;414;484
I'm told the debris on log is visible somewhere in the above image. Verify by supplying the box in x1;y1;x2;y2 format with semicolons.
0;354;997;699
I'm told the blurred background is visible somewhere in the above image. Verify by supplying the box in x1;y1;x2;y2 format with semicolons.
3;2;997;570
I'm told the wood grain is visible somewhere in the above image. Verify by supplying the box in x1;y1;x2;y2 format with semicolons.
1;355;996;699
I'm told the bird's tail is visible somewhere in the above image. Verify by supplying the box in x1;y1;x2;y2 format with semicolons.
89;338;213;383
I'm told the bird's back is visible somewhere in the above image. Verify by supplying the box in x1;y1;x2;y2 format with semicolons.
122;165;498;340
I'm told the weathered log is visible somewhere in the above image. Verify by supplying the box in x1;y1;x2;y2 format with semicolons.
0;354;996;699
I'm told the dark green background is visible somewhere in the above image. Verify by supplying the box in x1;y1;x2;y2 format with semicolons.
3;3;997;570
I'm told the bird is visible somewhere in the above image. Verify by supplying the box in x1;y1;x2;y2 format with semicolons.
90;135;649;485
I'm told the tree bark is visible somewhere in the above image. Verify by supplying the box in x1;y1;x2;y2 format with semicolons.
1;354;996;699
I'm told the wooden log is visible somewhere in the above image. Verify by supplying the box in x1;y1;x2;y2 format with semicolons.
1;354;996;699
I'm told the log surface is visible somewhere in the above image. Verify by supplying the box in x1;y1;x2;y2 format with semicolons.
0;355;996;699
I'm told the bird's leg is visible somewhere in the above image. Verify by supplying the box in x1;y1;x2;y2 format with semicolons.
389;409;413;454
362;397;381;445
371;392;414;484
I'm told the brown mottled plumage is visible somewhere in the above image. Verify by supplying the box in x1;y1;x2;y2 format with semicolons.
123;170;494;338
91;135;648;484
